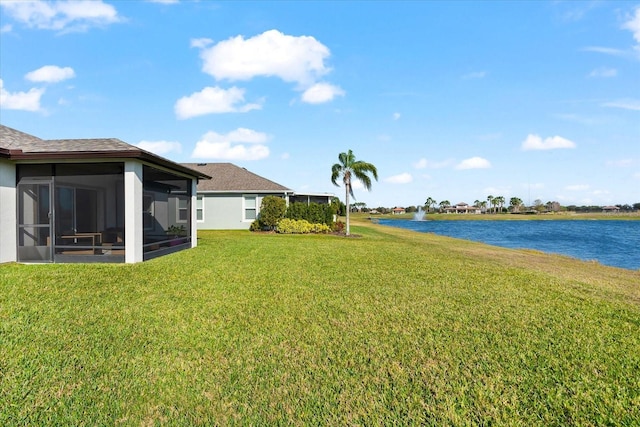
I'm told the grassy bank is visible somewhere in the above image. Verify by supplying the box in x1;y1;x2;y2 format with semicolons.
1;223;639;425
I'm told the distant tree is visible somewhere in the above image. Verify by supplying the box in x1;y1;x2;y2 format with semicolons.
425;197;436;213
474;199;481;207
439;200;450;212
331;197;344;216
331;149;378;235
509;197;523;213
487;195;494;214
494;196;505;213
352;202;367;212
633;203;640;211
480;200;487;213
533;199;545;213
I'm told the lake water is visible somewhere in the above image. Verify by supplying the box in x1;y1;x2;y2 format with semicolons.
378;219;640;270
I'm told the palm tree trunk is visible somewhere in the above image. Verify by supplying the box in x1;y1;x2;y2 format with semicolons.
345;184;350;235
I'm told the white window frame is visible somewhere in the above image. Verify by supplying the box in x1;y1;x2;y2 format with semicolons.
243;195;257;222
176;197;189;224
196;195;204;223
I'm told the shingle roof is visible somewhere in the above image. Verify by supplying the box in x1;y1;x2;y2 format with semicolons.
182;162;292;193
0;124;210;179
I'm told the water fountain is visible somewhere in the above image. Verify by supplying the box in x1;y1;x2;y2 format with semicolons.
413;206;426;221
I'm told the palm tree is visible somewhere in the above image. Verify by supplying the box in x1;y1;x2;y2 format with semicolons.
439;200;450;213
510;197;523;213
480;200;487;213
494;196;505;214
487;195;494;214
331;149;378;235
425;197;436;213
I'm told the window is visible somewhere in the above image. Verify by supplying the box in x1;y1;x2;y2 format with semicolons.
176;197;189;223
196;195;204;222
244;195;256;221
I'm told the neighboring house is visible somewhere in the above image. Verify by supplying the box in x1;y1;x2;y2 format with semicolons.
602;205;620;213
0;125;209;264
443;202;482;214
183;163;333;230
392;207;406;215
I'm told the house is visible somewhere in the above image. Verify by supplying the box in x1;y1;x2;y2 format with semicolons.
443;202;482;214
182;163;333;230
602;205;620;213
392;207;406;215
0;125;209;264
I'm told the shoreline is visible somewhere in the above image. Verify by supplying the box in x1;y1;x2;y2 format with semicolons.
366;212;640;221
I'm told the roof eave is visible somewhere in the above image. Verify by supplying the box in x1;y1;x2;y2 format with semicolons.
5;149;211;180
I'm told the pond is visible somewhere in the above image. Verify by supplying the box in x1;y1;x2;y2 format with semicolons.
378;219;640;270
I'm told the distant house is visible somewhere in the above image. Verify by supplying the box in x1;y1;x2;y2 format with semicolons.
392;207;406;215
182;163;333;230
0;125;209;264
602;205;620;213
443;202;481;214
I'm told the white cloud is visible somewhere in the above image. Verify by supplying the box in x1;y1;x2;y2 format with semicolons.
174;86;261;119
566;184;590;191
1;24;12;33
0;0;121;32
588;67;617;78
521;134;577;151
413;158;428;169
583;6;640;59
198;29;331;86
462;71;487;79
190;37;213;49
0;79;44;111
582;46;628;57
622;6;640;47
413;158;454;169
605;159;634;167
393;112;401;120
602;99;640;110
455;157;491;170
350;180;365;191
301;82;345;104
384;173;413;184
25;65;75;83
191;128;270;161
136;140;182;156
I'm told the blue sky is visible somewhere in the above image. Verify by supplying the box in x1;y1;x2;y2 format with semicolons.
1;0;639;208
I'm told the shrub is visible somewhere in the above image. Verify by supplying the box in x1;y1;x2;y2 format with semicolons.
332;220;345;233
285;202;334;226
249;220;262;232
276;219;330;234
259;196;287;230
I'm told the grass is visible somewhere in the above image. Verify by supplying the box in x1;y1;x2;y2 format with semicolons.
1;222;639;425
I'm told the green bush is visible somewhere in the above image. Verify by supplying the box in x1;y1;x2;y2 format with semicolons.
259;196;287;230
285;202;334;226
249;220;262;231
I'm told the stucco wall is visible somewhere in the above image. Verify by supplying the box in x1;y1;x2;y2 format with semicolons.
0;160;17;263
198;193;275;230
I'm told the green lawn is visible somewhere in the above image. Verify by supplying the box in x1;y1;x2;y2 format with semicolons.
1;223;639;425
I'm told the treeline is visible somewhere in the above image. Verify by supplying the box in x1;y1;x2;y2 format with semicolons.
350;202;640;214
